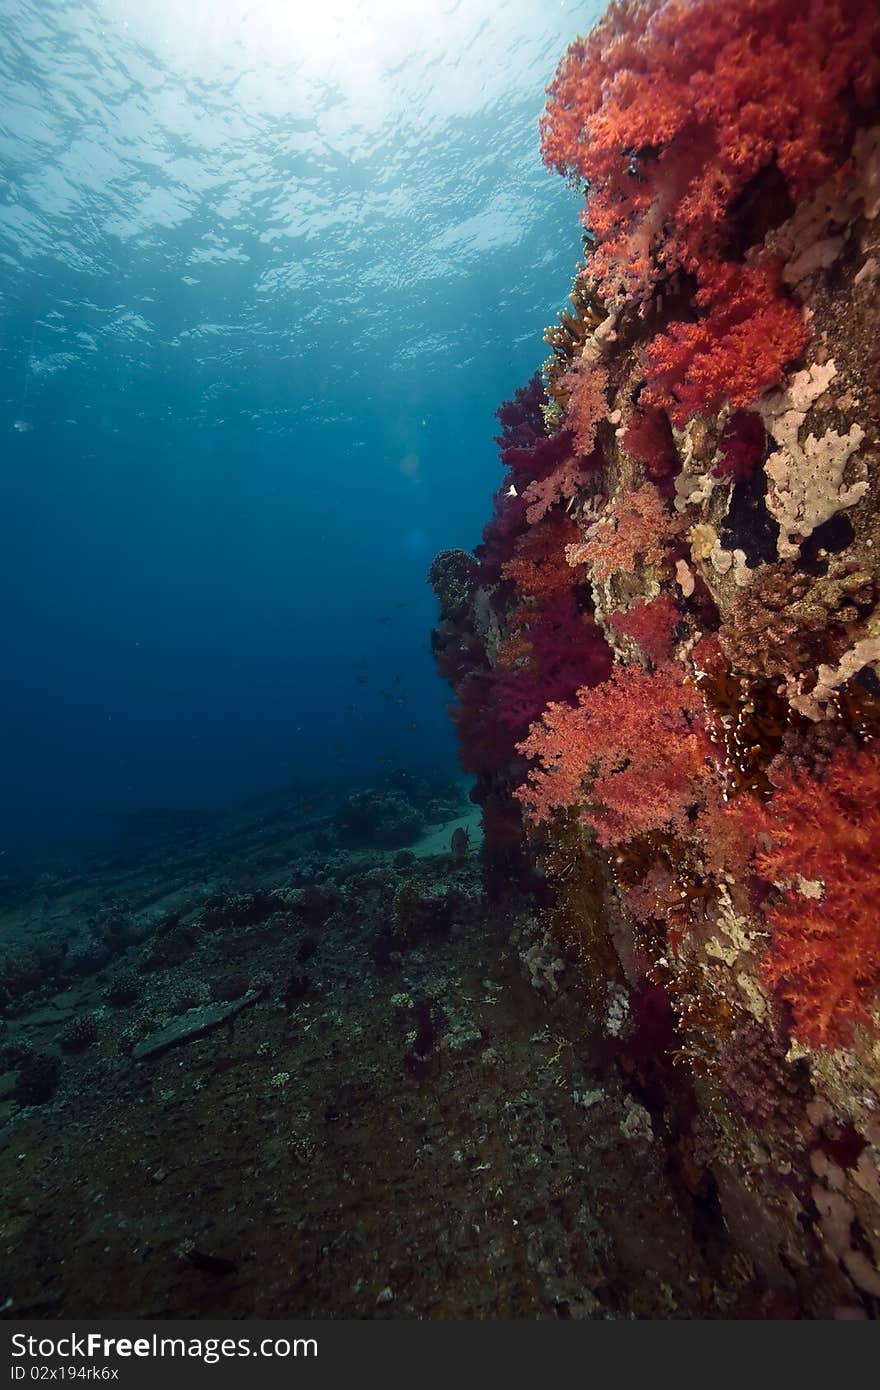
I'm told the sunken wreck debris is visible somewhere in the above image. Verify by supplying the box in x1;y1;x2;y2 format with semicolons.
430;0;880;1316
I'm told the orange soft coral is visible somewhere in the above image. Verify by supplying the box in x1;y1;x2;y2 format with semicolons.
745;743;880;1048
540;0;880;301
642;261;809;425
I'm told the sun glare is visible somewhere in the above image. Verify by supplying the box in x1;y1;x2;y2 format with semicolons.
107;0;437;78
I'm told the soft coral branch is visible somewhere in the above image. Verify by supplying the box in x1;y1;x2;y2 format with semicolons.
503;512;582;599
743;743;880;1048
566;483;680;581
515;663;715;846
643;261;809;425
609;595;680;664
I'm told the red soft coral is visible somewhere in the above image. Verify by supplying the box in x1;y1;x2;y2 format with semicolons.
609;595;680;663
622;404;681;496
743;743;880;1049
642;261;809;425
540;0;880;301
515;663;715;846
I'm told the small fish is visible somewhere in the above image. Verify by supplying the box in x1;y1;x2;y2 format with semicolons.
450;826;470;863
356;674;369;685
12;420;32;433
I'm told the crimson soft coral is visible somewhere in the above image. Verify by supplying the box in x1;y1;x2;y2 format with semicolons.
493;372;546;454
712;409;766;482
621;404;681;496
494;592;613;731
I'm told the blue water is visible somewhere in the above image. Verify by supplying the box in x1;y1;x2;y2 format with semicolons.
0;0;594;849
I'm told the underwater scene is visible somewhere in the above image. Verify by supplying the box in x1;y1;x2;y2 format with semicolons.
1;0;880;1322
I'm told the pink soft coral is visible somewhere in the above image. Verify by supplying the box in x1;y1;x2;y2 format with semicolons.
519;363;607;522
522;449;600;525
566;483;679;581
562;364;608;458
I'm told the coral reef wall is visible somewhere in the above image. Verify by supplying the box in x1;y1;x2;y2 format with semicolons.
430;0;880;1315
